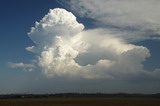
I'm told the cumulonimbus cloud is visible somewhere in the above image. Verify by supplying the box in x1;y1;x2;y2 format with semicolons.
9;8;160;80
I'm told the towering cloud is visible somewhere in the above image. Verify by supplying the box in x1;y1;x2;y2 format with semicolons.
9;8;160;80
27;8;90;78
28;8;84;48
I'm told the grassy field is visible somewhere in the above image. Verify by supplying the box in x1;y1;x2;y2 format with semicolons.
0;97;160;106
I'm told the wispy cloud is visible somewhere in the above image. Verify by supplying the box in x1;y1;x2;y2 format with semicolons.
8;62;35;72
60;0;160;42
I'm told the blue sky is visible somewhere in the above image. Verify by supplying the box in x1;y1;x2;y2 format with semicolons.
0;0;62;94
0;0;160;94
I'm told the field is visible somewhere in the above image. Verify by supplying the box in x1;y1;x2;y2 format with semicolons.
0;97;160;106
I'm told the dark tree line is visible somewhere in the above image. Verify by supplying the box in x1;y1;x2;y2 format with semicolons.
0;93;160;99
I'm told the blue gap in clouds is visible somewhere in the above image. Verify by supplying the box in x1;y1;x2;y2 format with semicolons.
135;40;160;71
76;17;98;29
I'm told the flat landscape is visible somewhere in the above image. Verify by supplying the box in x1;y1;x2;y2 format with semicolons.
0;98;160;106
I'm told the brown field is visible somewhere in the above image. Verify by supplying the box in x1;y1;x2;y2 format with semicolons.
0;97;160;106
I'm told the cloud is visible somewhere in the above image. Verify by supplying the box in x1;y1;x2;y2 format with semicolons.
75;29;151;79
28;8;84;48
8;62;35;72
60;0;160;42
9;8;160;80
25;46;38;53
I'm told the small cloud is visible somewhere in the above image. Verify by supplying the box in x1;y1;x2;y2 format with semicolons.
25;46;38;53
8;62;35;72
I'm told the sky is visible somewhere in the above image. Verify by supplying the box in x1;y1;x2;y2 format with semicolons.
0;0;160;94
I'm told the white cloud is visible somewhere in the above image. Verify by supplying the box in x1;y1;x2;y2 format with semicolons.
25;46;38;53
8;62;35;68
8;62;35;72
75;29;151;79
61;0;160;41
28;8;84;48
25;8;154;79
9;8;160;80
